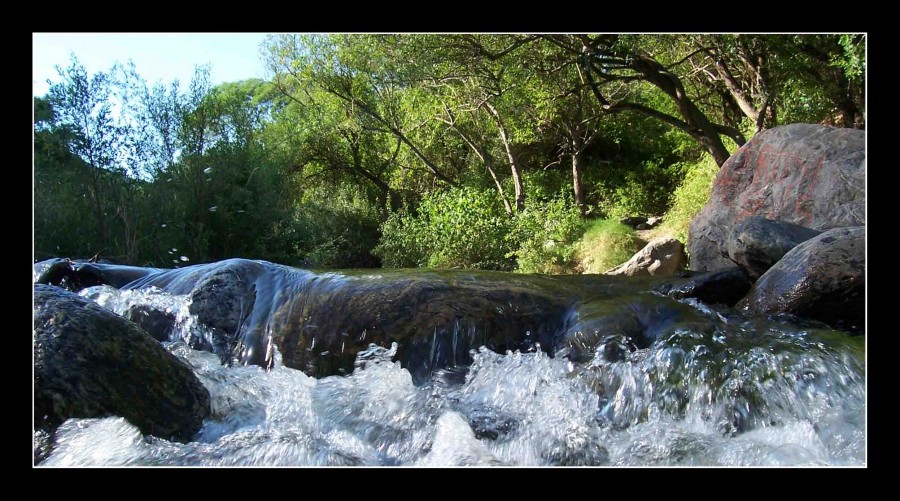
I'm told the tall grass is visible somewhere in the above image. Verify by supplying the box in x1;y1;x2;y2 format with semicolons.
651;155;719;244
575;219;641;274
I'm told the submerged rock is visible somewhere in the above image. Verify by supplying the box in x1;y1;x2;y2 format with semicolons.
125;258;267;360
33;258;162;292
739;226;865;333
689;124;865;271
605;238;687;277
726;217;822;281
563;295;712;363
33;258;74;285
265;271;573;384
33;284;210;442
123;305;178;342
124;261;575;383
654;267;752;307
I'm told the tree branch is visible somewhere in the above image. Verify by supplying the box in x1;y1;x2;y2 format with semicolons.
667;46;715;69
461;34;537;61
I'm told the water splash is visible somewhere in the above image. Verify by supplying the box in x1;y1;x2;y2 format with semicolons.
77;285;219;352
39;285;864;467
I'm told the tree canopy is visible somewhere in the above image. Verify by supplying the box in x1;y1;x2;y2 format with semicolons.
34;34;865;271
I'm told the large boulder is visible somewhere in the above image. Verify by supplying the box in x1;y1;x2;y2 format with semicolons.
689;124;865;271
264;271;573;384
726;216;822;280
123;261;576;384
605;237;687;277
33;284;210;442
739;226;865;333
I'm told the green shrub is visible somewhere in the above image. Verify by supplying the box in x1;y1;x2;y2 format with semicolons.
575;219;641;274
374;187;516;270
593;159;686;220
289;184;383;268
510;193;586;274
372;207;430;268
652;155;719;244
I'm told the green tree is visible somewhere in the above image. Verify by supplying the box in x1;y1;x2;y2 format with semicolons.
46;55;124;251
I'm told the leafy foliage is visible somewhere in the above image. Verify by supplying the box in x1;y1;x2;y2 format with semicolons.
290;184;383;268
374;187;515;270
652;155;720;244
510;193;586;274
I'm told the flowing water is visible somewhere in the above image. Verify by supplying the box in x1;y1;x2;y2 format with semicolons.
36;265;865;467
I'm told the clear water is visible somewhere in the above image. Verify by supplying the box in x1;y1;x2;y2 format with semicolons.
38;286;865;467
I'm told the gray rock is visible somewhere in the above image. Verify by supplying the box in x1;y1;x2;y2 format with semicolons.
688;124;865;271
33;284;210;442
654;267;752;306
126;262;581;384
605;238;687;277
739;226;865;333
124;304;177;342
726;216;822;281
33;258;73;285
124;259;267;361
187;260;263;339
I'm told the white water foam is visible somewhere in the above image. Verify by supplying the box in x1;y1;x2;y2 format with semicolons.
39;287;865;467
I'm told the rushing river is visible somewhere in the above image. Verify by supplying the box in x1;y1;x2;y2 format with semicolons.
34;263;866;467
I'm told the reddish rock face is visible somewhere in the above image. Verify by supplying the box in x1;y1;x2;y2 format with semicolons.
688;124;865;271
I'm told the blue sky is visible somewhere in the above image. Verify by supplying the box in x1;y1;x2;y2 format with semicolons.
33;33;273;97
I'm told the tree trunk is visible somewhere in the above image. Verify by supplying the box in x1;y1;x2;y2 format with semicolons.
349;136;402;214
645;63;734;166
88;178;107;251
484;102;525;212
571;136;586;217
85;152;108;252
449;124;513;215
583;47;737;167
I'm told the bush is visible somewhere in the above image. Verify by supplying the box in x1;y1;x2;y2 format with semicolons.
652;155;718;244
510;193;586;274
594;159;685;220
575;219;641;274
374;187;516;270
289;184;383;268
